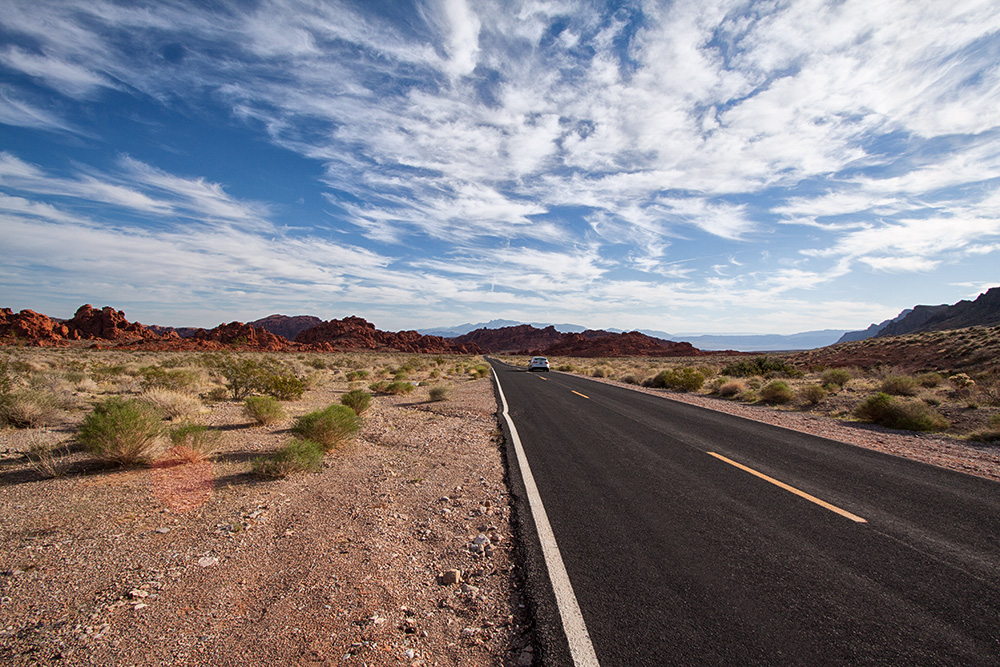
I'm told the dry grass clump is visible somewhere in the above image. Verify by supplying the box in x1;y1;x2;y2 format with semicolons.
78;397;165;465
428;385;451;402
24;437;73;478
140;388;202;420
1;390;62;428
163;424;221;463
717;380;743;398
292;404;361;451
244;395;285;425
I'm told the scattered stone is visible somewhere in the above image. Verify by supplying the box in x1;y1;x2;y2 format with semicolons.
439;569;461;585
197;556;218;568
155;527;171;534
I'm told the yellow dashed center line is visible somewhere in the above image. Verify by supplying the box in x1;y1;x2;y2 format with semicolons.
538;376;548;380
707;452;867;523
571;390;590;399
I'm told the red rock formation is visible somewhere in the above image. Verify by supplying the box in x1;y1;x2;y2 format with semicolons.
296;316;481;354
189;322;293;351
0;308;71;344
65;305;160;341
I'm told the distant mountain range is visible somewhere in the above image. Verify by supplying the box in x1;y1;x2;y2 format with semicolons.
420;320;848;352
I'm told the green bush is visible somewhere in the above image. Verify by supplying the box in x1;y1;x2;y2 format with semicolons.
429;385;450;402
620;374;641;385
78;397;165;465
340;389;372;415
469;364;490;379
251;439;324;478
292;404;361;451
880;375;918;396
853;392;948;432
800;384;828;405
760;380;795;404
139;366;199;392
645;368;705;392
264;373;307;401
346;370;369;382
820;368;852;388
721;356;796;377
384;381;416;395
209;355;280;400
244;395;284;425
369;380;389;393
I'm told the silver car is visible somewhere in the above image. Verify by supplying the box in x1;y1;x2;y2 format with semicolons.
528;356;550;372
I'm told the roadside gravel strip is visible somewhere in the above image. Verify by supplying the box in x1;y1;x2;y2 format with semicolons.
0;378;534;667
573;373;1000;483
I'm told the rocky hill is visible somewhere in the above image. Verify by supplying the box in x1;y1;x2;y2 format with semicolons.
453;323;713;357
876;287;1000;337
452;324;565;353
248;314;324;341
1;305;165;345
295;316;481;354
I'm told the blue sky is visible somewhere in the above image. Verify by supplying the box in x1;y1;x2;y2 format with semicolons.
1;0;998;335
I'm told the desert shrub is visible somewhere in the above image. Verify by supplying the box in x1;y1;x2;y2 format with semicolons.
369;380;390;394
429;385;451;402
799;384;828;405
469;364;490;379
879;375;918;397
166;424;221;462
384;381;416;395
306;358;328;370
90;363;127;383
140;388;201;420
718;381;743;398
760;380;795;404
209;355;280;400
820;368;852;388
244;395;284;425
0;390;61;428
556;364;576;372
340;389;372;415
645;368;705;392
251;439;324;478
346;370;370;382
976;376;1000;406
140;366;199;392
853;392;949;432
620;374;641;385
916;372;944;388
949;373;976;399
292;404;361;451
592;368;607;378
721;356;796;377
739;389;758;402
264;373;307;401
78;397;165;465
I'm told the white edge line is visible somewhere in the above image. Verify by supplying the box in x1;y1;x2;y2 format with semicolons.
492;367;601;667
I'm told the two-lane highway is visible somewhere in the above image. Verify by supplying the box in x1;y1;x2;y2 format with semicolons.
490;359;1000;666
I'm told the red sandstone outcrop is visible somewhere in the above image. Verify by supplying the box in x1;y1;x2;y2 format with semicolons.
65;305;161;341
189;322;292;351
0;308;71;344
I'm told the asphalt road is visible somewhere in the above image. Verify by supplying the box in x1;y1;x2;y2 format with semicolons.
489;359;1000;667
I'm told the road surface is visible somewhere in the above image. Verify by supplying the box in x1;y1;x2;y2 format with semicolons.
490;359;1000;666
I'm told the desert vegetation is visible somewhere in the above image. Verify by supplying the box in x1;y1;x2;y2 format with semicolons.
0;349;484;478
